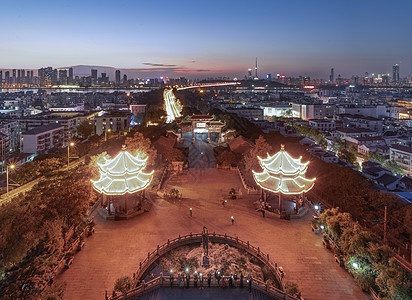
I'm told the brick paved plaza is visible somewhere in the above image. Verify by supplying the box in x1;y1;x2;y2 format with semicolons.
56;167;370;300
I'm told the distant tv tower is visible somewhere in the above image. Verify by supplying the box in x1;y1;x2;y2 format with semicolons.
255;57;258;79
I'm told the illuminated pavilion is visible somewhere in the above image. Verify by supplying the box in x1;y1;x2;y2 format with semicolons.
252;145;316;213
91;146;154;219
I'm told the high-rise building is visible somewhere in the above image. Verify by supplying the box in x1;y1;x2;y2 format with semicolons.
59;69;68;85
17;70;21;84
12;69;16;84
52;69;58;85
254;57;258;79
0;71;2;83
393;64;399;82
91;69;98;84
28;70;34;85
247;69;252;80
38;67;53;86
115;70;121;86
329;68;334;82
123;74;128;85
5;71;10;84
68;68;73;85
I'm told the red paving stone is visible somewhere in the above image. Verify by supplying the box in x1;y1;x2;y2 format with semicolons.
56;169;370;300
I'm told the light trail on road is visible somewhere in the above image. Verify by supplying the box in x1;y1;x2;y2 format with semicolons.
163;88;182;123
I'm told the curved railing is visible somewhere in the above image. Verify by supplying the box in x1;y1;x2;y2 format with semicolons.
109;232;301;300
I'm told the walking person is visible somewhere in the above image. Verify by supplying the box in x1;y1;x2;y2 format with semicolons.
207;273;211;287
217;273;221;287
234;273;238;287
186;273;190;288
262;209;265;217
240;273;244;288
199;273;203;289
231;216;234;225
229;274;233;287
194;272;198;288
221;275;226;288
180;273;184;289
248;275;252;293
170;272;174;288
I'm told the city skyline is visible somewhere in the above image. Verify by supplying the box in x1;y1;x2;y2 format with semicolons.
1;0;411;79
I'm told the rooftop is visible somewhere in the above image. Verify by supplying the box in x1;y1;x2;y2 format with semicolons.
390;144;412;154
22;123;65;135
337;127;375;134
375;173;399;186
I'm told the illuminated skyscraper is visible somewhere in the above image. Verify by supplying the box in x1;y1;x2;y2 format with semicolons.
59;69;68;85
12;69;16;84
329;68;334;82
392;64;399;82
38;67;53;86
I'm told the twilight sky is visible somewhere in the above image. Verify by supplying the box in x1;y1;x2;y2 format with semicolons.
1;0;411;79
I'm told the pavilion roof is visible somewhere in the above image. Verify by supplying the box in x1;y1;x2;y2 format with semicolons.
257;145;309;177
91;149;154;195
253;172;315;194
189;114;214;120
253;145;315;194
97;150;148;176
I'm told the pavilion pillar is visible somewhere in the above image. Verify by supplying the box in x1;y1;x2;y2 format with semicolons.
264;190;267;205
278;192;282;213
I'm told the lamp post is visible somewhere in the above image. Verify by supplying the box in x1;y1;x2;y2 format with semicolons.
6;164;15;194
67;142;74;167
105;128;111;141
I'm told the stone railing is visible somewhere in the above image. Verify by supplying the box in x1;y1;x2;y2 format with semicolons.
109;232;300;300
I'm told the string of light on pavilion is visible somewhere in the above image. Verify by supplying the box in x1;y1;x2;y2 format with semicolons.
252;145;315;211
91;148;154;195
163;88;182;123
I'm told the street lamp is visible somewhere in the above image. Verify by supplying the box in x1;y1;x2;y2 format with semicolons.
105;128;111;141
6;164;15;194
68;142;74;167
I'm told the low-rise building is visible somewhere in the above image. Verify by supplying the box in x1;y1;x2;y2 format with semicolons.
292;103;335;120
308;119;336;132
0;133;9;173
390;145;412;177
20;123;65;154
336;127;378;139
94;111;131;136
225;107;264;121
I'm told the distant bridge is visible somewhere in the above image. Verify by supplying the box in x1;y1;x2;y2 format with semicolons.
176;81;241;90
